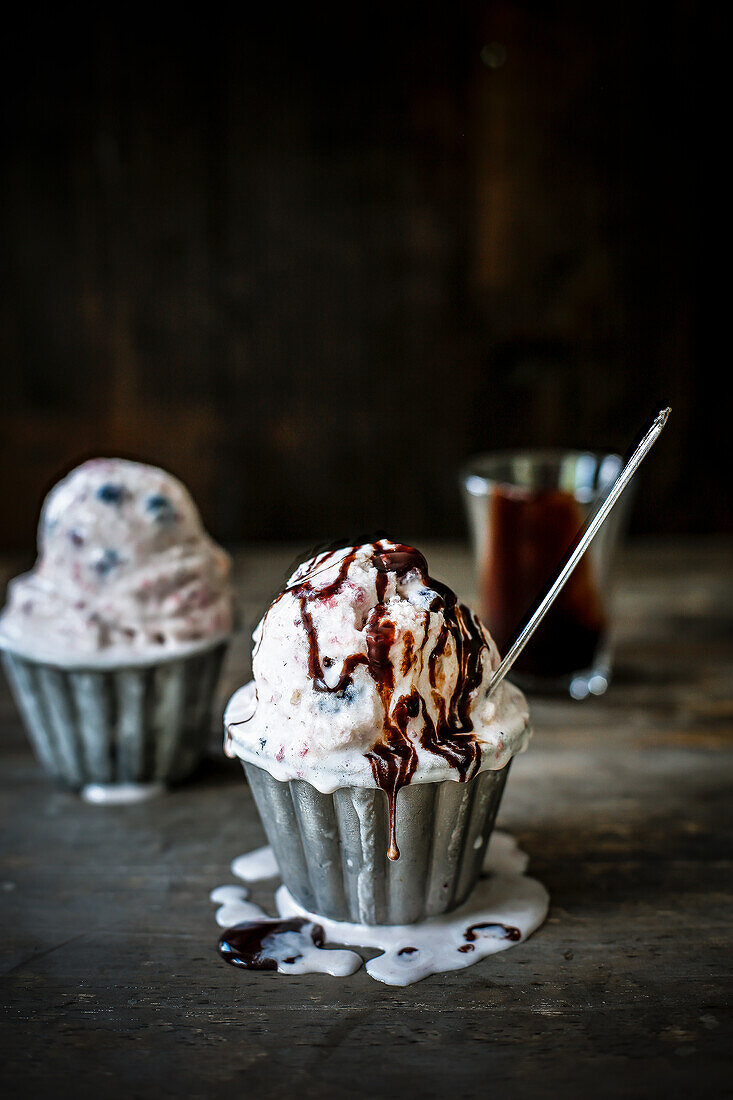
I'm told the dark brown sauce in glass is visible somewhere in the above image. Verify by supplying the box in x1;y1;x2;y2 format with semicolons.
480;487;607;678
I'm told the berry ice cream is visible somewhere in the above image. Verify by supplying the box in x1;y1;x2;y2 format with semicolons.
0;458;234;664
225;540;530;858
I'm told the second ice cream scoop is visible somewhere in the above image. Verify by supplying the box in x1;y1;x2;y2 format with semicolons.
0;458;234;662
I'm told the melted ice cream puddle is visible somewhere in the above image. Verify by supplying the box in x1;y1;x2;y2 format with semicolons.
231;845;280;881
82;782;165;805
211;832;548;986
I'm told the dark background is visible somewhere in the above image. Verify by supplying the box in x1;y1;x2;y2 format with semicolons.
0;3;713;551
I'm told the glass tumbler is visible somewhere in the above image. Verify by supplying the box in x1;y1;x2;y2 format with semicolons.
461;450;633;699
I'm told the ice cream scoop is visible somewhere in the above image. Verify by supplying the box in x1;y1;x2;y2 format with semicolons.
225;539;529;861
0;458;234;663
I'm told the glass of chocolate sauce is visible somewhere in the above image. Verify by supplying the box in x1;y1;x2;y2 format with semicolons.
461;450;633;699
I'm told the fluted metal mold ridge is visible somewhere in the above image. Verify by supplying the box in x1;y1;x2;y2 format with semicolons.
242;760;510;924
1;642;227;788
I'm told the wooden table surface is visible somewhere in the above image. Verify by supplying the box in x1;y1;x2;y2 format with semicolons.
1;539;732;1098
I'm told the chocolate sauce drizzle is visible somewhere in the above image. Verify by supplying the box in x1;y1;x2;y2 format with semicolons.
262;540;490;862
456;921;522;952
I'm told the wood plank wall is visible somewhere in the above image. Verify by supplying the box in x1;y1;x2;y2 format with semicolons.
0;4;711;550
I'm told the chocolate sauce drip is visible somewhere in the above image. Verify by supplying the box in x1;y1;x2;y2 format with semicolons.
261;540;491;862
365;738;418;861
416;695;480;781
363;599;420;861
218;918;324;970
464;921;521;943
400;631;416;675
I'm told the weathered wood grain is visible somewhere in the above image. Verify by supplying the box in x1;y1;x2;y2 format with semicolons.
0;7;711;551
1;540;731;1098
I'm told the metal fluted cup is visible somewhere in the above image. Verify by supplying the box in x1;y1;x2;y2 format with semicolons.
242;760;511;925
1;641;228;790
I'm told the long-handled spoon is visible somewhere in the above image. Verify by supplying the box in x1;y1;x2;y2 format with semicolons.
485;407;671;698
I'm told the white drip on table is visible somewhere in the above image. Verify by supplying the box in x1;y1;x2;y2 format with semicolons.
82;782;165;805
211;831;548;987
230;845;280;881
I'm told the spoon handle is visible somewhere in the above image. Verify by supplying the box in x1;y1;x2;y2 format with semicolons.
485;407;671;698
